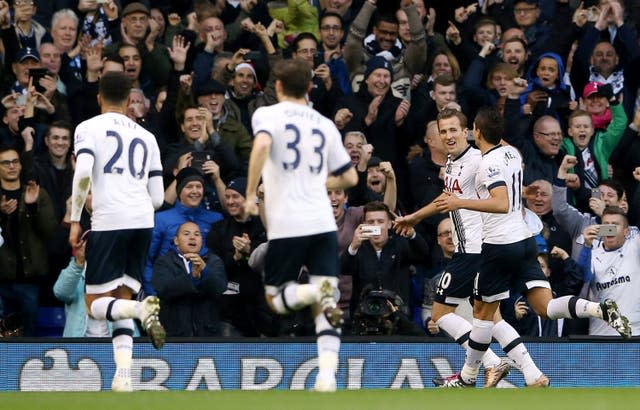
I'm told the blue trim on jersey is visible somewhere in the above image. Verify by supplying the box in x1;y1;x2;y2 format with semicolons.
254;129;273;139
452;145;472;162
481;144;502;156
487;181;507;191
149;170;162;178
331;162;353;177
76;148;94;157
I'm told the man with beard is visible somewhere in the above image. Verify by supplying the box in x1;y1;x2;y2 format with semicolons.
318;12;351;95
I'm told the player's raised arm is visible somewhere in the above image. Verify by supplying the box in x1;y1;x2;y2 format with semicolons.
393;192;447;235
244;131;272;215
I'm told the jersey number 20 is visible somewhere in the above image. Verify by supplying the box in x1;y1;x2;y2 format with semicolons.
282;124;325;174
103;130;148;179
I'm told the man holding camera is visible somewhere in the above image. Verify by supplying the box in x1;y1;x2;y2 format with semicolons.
341;201;428;332
581;207;640;336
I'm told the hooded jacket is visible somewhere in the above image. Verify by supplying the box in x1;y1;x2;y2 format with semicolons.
520;52;573;124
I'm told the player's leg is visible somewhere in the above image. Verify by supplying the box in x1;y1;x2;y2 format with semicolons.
443;243;513;387
263;238;322;314
430;257;506;387
307;232;342;392
491;308;547;387
528;288;631;338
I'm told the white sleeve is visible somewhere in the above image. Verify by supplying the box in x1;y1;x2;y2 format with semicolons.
251;107;275;137
147;137;164;210
70;152;94;221
478;158;507;191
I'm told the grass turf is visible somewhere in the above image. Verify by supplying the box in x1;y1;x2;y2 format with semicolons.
1;389;638;410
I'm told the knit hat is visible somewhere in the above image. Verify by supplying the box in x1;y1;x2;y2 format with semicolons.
226;177;247;197
175;167;205;197
364;56;393;81
235;62;257;79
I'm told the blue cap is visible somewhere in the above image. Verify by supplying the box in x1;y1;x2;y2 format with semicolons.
15;47;40;63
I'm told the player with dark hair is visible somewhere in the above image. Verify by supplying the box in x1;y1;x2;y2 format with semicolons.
433;107;631;388
245;58;357;392
396;108;541;387
69;71;166;392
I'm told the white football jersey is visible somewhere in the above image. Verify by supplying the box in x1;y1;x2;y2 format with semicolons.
589;238;640;336
475;145;531;244
444;146;483;254
252;102;352;240
74;112;162;231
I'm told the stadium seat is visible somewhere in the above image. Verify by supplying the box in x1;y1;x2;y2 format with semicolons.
36;307;66;337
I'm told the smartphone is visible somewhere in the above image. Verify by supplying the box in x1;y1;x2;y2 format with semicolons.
243;51;262;62
361;225;381;238
313;53;324;68
191;151;212;173
16;94;26;106
597;224;617;237
591;188;601;199
28;68;49;93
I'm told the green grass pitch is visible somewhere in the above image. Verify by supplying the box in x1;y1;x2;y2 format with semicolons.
2;389;638;410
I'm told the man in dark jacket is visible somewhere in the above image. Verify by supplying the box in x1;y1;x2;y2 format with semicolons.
341;201;428;325
0;146;56;336
335;56;412;205
152;221;227;337
206;177;278;337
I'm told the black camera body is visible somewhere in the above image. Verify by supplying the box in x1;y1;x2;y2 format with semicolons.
352;288;404;335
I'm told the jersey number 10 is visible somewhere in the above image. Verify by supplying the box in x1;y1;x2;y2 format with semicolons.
103;130;149;179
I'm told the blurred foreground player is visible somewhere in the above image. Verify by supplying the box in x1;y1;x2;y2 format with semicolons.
245;59;358;392
69;71;166;392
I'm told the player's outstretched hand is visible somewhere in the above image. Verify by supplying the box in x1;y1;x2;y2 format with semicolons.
393;214;417;236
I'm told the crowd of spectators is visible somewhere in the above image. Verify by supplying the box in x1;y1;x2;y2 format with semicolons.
0;0;639;338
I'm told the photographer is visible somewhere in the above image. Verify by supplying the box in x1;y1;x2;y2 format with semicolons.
579;207;640;336
341;201;429;335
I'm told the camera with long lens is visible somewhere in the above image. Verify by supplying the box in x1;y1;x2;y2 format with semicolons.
352;288;404;335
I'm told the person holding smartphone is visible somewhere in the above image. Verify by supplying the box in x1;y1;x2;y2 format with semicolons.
580;207;639;336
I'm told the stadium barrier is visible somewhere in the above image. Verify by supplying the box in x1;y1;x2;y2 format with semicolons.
1;337;638;391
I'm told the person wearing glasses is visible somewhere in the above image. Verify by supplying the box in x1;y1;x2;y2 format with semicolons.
0;146;56;336
317;12;351;95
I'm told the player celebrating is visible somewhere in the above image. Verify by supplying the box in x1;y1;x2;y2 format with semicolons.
434;107;631;388
69;71;166;392
244;59;357;392
395;108;542;387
